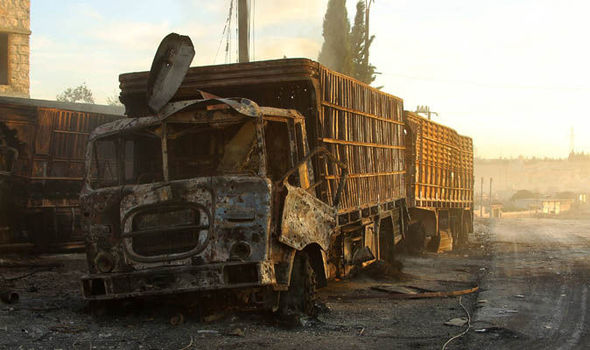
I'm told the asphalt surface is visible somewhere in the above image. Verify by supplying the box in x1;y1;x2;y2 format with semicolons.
466;218;590;349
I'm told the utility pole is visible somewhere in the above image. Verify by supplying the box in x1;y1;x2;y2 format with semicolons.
489;178;493;218
570;126;575;155
238;0;250;63
415;105;439;120
480;177;483;217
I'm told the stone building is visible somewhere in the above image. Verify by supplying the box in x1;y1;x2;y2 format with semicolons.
0;0;30;98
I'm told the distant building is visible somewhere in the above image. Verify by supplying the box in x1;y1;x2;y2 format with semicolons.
542;199;572;215
0;0;30;98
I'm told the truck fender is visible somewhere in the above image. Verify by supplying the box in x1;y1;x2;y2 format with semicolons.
279;183;336;251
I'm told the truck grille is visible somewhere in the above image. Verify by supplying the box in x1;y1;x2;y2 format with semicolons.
124;204;210;260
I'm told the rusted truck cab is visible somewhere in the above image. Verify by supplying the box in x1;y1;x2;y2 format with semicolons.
80;98;337;311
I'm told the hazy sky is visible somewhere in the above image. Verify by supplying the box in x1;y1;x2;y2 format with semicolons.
30;1;590;159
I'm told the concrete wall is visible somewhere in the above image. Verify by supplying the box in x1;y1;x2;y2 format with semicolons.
0;0;30;98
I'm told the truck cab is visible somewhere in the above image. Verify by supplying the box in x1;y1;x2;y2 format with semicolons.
80;98;340;313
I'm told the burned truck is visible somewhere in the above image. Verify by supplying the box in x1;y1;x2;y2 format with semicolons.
404;111;474;252
0;96;122;251
80;35;409;312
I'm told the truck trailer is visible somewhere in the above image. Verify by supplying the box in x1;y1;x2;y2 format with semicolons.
0;96;123;251
404;111;474;251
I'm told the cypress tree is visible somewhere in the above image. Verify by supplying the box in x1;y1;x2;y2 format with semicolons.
318;0;352;75
350;1;376;84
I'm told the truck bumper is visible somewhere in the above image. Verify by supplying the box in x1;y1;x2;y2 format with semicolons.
81;260;276;300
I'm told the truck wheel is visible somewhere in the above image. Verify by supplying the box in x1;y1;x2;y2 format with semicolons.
279;252;318;317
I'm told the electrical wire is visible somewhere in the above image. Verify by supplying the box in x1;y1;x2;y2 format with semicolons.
214;0;233;64
252;0;255;60
235;0;239;62
441;296;472;350
225;0;234;63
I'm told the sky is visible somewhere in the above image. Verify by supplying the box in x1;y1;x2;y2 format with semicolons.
29;0;590;159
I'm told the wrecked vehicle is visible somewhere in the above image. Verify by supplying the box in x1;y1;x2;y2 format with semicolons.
0;97;122;251
81;33;473;313
80;34;411;313
81;98;348;312
404;111;474;252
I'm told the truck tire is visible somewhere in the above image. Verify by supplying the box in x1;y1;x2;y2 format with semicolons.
279;251;318;317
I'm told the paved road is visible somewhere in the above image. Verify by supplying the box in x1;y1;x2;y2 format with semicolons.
467;218;590;349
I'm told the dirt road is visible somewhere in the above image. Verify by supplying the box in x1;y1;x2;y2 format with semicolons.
1;217;589;349
466;218;590;349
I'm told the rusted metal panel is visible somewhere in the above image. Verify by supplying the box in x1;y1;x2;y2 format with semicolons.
280;183;336;251
404;111;474;210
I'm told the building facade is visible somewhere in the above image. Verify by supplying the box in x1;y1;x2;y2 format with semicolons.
0;0;30;98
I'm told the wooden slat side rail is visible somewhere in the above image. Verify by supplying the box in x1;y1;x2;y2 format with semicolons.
405;111;474;209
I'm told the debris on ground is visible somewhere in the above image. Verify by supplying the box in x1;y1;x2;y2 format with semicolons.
227;327;245;337
371;285;419;295
444;317;468;327
349;260;404;280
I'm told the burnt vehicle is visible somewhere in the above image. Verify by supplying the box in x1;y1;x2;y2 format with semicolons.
81;34;473;312
81;98;349;313
404;111;474;252
0;96;123;251
81;34;410;312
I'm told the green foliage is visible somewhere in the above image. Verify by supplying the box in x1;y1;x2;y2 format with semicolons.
318;0;352;75
56;83;95;104
319;0;377;85
350;1;376;84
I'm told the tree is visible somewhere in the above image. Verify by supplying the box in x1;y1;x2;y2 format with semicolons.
105;94;122;106
56;83;95;104
350;1;376;84
318;0;377;84
318;0;352;75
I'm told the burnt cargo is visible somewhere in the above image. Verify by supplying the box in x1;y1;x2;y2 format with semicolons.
118;59;407;222
0;96;123;251
404;111;474;250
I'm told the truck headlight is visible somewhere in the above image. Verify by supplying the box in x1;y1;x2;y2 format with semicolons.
230;241;251;261
95;252;115;273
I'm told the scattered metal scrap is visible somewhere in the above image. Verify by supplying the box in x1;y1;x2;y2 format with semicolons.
369;284;479;299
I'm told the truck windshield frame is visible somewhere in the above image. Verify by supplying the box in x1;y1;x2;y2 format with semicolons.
88;117;265;190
